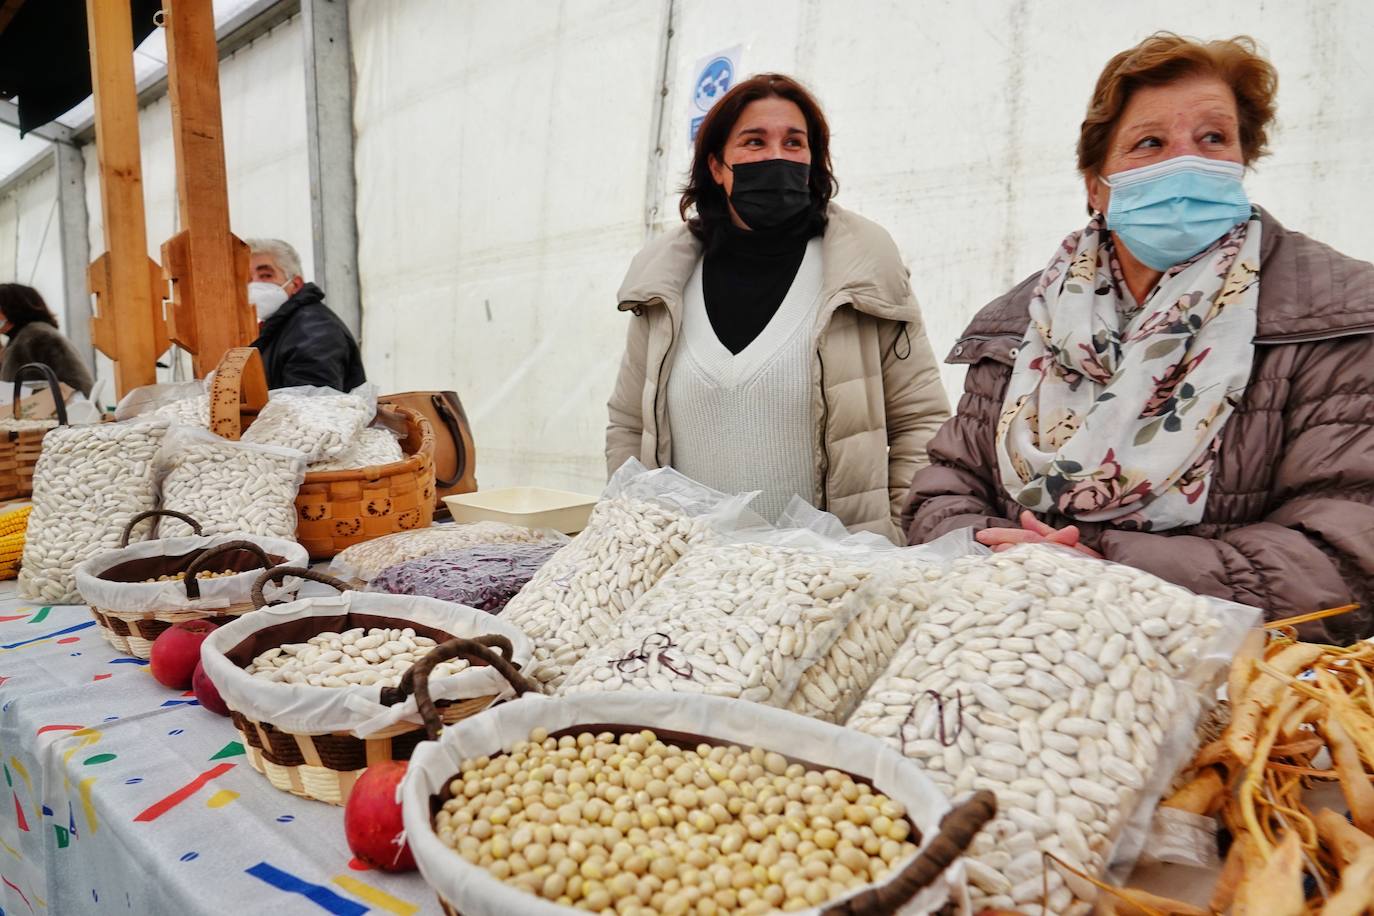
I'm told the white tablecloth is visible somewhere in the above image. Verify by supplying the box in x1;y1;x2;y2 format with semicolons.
0;581;442;915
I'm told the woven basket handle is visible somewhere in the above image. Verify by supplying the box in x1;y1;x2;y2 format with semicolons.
209;347;268;441
11;363;67;425
819;790;998;916
250;565;353;609
119;509;203;547
402;636;533;740
182;540;271;599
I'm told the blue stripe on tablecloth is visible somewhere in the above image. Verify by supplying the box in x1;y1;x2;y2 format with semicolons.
245;862;368;916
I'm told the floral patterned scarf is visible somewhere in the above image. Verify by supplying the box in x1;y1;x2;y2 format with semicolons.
996;210;1262;531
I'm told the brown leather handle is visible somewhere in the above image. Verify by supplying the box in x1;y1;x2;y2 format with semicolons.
250;566;352;609
182;540;271;599
820;790;998;915
12;363;67;425
120;509;202;547
401;636;532;739
430;393;467;488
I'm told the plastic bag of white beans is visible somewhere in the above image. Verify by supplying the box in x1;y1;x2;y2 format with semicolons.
557;539;878;707
154;426;308;539
770;501;983;724
19;418;170;603
241;384;376;463
501;460;762;692
845;543;1258;914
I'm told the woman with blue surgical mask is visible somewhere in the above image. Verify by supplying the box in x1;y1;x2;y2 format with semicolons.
902;34;1374;642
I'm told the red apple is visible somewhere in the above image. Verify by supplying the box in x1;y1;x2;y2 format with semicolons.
344;760;416;871
150;620;218;689
192;661;230;716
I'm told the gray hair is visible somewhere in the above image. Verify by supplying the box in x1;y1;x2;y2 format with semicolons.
246;238;303;281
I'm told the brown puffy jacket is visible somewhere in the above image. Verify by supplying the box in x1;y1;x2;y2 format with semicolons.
902;208;1374;642
607;205;950;542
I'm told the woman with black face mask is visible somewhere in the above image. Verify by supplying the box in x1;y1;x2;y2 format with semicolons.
607;73;949;542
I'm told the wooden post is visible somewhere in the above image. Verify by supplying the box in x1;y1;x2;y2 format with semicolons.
85;0;168;397
161;0;255;377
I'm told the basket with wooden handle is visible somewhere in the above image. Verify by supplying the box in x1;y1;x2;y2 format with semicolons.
198;566;533;805
209;347;437;559
0;362;69;501
400;688;991;916
74;510;310;658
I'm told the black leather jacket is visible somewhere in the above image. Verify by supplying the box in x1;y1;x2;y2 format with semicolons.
251;283;366;391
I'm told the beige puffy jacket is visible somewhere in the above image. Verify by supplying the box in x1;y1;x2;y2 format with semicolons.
606;204;950;542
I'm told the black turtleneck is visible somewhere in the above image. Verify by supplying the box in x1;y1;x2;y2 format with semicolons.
702;211;819;355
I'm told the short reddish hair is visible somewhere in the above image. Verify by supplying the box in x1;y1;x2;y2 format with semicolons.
1078;33;1278;178
679;73;837;244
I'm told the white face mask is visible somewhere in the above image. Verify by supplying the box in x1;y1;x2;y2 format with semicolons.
247;281;290;321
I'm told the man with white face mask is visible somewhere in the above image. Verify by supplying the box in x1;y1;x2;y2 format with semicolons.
247;238;366;391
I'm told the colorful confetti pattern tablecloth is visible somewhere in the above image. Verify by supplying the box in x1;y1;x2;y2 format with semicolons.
0;581;443;915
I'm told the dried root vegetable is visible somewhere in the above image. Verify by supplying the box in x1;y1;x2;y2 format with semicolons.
1165;626;1374;914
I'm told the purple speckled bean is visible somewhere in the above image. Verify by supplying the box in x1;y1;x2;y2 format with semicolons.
367;543;561;612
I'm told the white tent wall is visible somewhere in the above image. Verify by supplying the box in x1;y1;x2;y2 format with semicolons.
350;0;1373;496
350;0;670;493
81;13;313;389
0;164;67;332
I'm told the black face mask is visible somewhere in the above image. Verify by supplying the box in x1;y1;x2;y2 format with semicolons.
726;158;812;230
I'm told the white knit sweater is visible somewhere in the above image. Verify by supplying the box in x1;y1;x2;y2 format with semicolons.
666;239;823;522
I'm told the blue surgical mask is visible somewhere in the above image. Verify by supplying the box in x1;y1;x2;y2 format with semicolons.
1103;155;1251;271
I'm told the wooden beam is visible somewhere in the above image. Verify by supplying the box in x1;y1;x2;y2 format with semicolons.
161;0;254;376
85;0;167;397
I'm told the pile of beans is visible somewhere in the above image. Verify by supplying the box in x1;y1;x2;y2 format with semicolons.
501;497;713;691
142;569;240;583
434;728;919;914
242;391;372;463
158;437;305;539
309;428;405;471
558;544;871;708
19;419;168;603
331;522;554;584
846;545;1231;914
787;568;931;724
245;626;465;688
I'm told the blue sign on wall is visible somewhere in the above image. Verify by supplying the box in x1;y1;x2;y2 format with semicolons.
688;46;743;143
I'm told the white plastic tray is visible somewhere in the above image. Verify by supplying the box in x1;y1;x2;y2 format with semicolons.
442;487;596;534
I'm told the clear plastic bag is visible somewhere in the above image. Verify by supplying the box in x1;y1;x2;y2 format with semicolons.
114;378;210;422
557;539;876;707
155;426;308;538
19;418;170;603
501;459;762;691
329;522;558;584
367;543;562;611
308;426;404;471
242;384;375;462
844;543;1259;914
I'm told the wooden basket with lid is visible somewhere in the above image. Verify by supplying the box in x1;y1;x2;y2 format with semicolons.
209;347;437;558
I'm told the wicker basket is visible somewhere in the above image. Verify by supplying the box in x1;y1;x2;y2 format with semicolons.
400;687;991;916
208;347;438;558
0;363;66;502
75;510;309;658
201;567;533;805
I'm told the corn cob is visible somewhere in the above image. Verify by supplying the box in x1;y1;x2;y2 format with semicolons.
0;505;31;536
0;506;33;578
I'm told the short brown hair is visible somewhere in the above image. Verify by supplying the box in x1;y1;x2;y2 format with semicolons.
1078;33;1278;178
679;73;837;244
